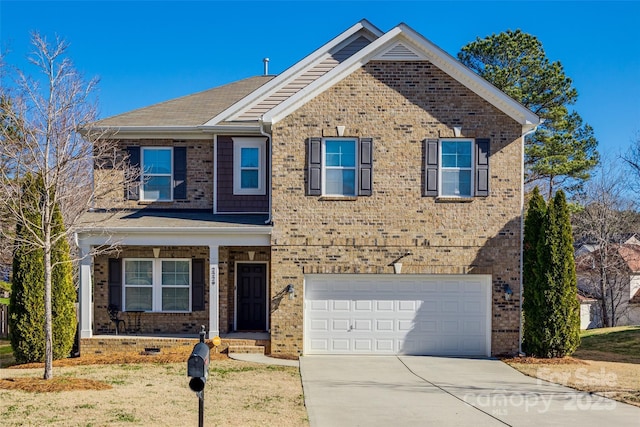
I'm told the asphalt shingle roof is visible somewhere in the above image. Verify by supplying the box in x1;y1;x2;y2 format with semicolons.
95;75;274;128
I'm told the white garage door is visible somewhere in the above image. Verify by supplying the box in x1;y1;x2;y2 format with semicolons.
304;274;491;356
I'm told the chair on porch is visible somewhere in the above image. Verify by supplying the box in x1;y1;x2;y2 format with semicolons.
107;304;126;335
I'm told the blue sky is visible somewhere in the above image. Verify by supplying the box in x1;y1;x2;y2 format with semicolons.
2;1;639;155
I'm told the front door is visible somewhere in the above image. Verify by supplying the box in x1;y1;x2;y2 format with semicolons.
236;263;267;331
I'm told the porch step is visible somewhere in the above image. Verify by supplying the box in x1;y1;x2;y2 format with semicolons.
227;345;266;355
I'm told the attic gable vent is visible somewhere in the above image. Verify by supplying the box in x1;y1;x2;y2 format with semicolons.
375;42;427;61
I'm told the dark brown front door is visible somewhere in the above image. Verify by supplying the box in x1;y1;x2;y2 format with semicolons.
236;263;267;331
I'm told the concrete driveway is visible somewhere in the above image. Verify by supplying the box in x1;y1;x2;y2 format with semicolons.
299;356;640;427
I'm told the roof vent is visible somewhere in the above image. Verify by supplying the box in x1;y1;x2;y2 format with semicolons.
263;57;270;76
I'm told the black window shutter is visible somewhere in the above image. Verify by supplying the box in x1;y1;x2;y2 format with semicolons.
308;137;322;196
358;137;373;196
173;147;187;200
125;147;140;200
108;258;123;309
192;259;205;311
475;138;490;197
424;139;439;196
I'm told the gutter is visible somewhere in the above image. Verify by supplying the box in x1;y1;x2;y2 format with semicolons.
259;117;273;225
76;226;273;235
518;120;544;356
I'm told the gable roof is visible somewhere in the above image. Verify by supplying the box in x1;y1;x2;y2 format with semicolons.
94;20;541;135
94;75;273;130
206;19;383;126
206;21;541;131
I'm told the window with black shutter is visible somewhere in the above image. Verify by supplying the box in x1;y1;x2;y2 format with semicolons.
423;138;490;198
307;137;374;197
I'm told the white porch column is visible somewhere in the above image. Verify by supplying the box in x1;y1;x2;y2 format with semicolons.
78;243;93;338
208;245;219;338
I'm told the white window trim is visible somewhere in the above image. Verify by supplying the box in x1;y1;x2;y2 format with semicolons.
438;138;474;198
123;258;191;313
141;147;173;202
321;137;358;197
233;137;266;195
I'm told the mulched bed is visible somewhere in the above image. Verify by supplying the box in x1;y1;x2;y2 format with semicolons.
500;355;589;365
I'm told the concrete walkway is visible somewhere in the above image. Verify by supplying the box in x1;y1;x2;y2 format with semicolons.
228;352;299;367
300;356;640;427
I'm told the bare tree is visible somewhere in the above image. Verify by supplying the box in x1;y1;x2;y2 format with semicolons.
572;157;638;326
0;33;131;379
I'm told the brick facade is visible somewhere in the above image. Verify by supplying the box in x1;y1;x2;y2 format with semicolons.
93;246;211;335
268;61;523;356
88;58;526;358
93;139;213;210
93;245;271;337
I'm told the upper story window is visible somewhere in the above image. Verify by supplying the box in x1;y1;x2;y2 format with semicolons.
125;146;187;202
324;139;357;196
440;140;473;197
123;258;191;312
141;147;173;201
233;137;266;195
424;138;490;198
307;137;373;197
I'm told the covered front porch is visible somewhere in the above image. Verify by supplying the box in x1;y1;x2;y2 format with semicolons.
76;210;273;355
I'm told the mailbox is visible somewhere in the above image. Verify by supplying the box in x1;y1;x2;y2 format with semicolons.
188;341;210;392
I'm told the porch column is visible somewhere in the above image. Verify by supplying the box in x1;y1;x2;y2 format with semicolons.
78;243;93;338
208;245;219;338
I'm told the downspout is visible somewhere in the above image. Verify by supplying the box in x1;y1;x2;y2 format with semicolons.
259;117;272;225
518;121;543;355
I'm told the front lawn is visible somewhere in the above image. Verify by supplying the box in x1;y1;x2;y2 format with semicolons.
505;326;640;407
0;339;14;367
574;326;640;363
0;353;308;426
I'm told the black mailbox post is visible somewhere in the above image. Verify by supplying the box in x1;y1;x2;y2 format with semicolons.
187;326;210;427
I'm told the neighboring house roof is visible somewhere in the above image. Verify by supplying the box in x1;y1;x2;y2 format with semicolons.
575;243;598;257
617;244;640;272
93;19;541;135
577;293;598;303
94;76;274;129
576;243;640;272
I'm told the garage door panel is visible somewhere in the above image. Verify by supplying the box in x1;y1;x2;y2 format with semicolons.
309;300;329;311
376;340;394;351
309;319;329;331
462;320;483;334
442;300;459;312
354;300;372;311
354;339;372;351
399;300;418;311
354;319;372;331
376;320;394;331
305;274;491;356
376;300;394;311
330;319;349;331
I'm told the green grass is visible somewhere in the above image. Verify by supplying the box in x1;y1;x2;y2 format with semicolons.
0;339;15;367
575;326;640;363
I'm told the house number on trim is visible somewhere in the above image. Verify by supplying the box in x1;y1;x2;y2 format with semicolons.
210;266;218;289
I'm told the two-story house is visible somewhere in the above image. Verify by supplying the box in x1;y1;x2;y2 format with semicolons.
77;20;541;358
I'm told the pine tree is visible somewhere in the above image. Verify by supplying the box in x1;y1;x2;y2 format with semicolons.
9;174;46;363
50;203;77;359
522;187;546;354
9;174;76;363
533;190;580;357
